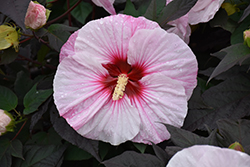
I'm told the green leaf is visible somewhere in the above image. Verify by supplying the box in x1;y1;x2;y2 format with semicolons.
144;0;166;21
36;25;78;52
26;128;62;145
37;44;50;63
184;74;250;130
30;97;52;131
102;151;163;167
99;141;112;160
133;143;147;153
50;105;101;161
210;9;237;33
70;0;93;24
231;14;250;44
208;43;250;82
0;138;12;167
152;143;169;164
0;138;24;167
10;140;24;160
64;144;92;161
0;0;30;30
239;4;250;23
165;146;182;158
123;0;139;17
15;144;67;167
0;47;18;65
157;0;198;26
165;124;218;147
47;24;78;52
0;85;18;111
23;84;52;115
217;119;250;154
14;71;34;102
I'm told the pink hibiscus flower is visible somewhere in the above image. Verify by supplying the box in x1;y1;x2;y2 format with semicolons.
92;0;116;15
53;14;198;145
166;145;250;167
166;0;224;43
188;0;224;25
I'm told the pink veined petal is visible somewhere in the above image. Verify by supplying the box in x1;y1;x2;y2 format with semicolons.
127;28;197;99
53;55;107;117
92;0;116;15
59;30;79;62
167;14;191;44
130;73;187;144
188;0;224;25
53;56;141;145
74;14;159;64
166;145;250;167
77;95;140;145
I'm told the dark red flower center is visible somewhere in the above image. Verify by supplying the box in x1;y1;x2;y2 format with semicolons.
101;58;145;100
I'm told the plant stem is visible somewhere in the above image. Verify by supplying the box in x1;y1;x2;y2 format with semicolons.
13;108;21;117
67;0;72;26
18;54;57;69
45;0;81;26
19;37;33;44
11;120;27;141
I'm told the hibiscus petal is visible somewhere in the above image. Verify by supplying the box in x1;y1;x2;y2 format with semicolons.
76;96;140;145
59;30;79;62
92;0;116;15
127;28;197;99
167;14;191;44
166;145;250;167
54;56;107;117
188;0;224;25
74;14;159;64
165;0;191;43
54;56;140;145
131;73;187;144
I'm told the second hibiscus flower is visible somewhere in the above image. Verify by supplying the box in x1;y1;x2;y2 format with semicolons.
53;14;198;145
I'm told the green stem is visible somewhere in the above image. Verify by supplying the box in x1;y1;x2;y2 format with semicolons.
13;108;21;117
45;0;81;27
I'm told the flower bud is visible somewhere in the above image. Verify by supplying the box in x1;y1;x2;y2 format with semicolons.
25;1;51;30
243;29;250;48
0;109;14;135
228;142;245;152
0;24;20;52
221;3;239;16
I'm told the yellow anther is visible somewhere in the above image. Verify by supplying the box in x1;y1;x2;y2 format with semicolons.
112;74;129;101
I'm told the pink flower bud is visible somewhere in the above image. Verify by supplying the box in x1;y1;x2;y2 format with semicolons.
25;1;49;30
244;29;250;48
228;142;245;152
0;109;13;135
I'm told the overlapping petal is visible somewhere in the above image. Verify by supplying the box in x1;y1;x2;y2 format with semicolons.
166;145;250;167
127;28;197;99
92;0;116;15
74;14;159;64
59;30;79;62
131;73;187;144
188;0;224;25
167;14;191;44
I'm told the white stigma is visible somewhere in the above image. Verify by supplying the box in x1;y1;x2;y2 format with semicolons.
112;74;129;101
